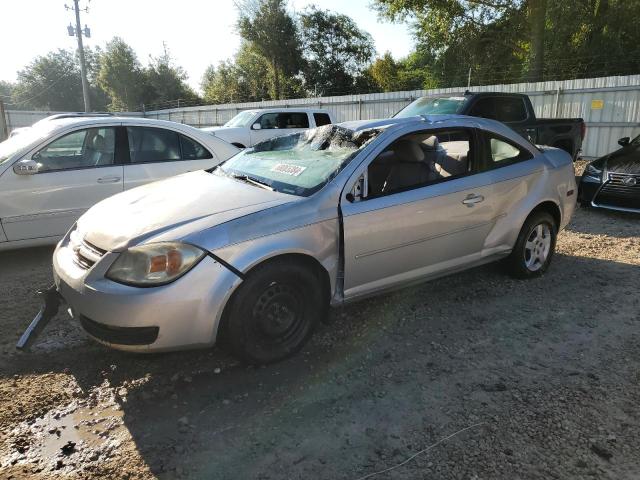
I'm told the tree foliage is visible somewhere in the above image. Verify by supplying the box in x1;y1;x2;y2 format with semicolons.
97;37;149;111
145;45;200;108
11;48;106;111
237;0;303;99
299;7;375;96
368;50;438;91
373;0;640;86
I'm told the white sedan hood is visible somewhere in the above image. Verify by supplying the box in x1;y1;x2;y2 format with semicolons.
77;171;294;251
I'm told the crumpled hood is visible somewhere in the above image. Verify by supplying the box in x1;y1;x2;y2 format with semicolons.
77;171;294;251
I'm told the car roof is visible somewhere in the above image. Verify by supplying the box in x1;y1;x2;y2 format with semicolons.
236;107;332;115
39;116;202;132
338;114;537;151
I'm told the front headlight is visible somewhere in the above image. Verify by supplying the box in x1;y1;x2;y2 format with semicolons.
585;163;602;180
106;242;206;287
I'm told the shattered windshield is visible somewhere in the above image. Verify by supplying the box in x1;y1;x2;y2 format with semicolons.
217;124;384;196
395;97;466;118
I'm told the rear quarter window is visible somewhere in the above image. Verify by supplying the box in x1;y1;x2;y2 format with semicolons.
313;113;332;127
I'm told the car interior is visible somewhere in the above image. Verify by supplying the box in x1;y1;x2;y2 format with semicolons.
367;130;472;197
36;127;115;172
127;127;181;163
259;113;309;129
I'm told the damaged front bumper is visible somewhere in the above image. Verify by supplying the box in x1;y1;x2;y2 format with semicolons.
16;285;63;351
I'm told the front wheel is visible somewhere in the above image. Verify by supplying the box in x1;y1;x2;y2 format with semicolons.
506;211;557;279
220;261;326;364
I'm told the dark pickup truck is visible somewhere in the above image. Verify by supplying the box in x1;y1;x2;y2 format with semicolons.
395;92;585;160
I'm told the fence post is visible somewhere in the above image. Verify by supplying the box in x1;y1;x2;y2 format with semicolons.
358;98;362;120
553;87;561;117
0;101;7;141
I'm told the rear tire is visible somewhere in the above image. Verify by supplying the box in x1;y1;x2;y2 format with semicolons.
220;260;325;364
506;211;557;279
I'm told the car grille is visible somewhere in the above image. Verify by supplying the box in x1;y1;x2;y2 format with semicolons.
594;173;640;210
70;231;107;270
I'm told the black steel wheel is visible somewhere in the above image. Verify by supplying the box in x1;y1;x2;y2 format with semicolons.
220;260;326;364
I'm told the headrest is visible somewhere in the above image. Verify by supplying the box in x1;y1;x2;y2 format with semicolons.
423;135;439;150
92;134;105;149
393;139;425;163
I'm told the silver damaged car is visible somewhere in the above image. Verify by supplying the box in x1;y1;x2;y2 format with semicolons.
42;115;576;363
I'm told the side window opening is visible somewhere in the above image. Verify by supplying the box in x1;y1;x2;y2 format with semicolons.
34;127;116;172
366;129;473;198
314;113;332;127
180;135;213;160
483;133;532;169
257;113;310;129
127;127;181;163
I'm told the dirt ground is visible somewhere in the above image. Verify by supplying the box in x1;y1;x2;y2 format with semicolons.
1;161;639;479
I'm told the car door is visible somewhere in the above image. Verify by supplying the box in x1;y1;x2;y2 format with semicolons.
249;112;310;146
122;126;218;190
340;127;500;299
0;126;124;241
477;130;543;232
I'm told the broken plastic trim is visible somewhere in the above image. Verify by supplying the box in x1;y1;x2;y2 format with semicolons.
16;285;62;351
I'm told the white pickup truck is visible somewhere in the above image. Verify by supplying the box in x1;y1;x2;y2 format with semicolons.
201;108;335;148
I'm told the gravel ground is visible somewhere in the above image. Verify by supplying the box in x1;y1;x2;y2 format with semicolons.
1;161;639;479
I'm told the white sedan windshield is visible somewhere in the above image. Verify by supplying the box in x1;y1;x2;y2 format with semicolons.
218;125;384;196
0;127;50;165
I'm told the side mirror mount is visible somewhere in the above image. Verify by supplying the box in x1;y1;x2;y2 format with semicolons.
618;137;630;147
251;123;262;130
347;174;366;202
13;159;39;175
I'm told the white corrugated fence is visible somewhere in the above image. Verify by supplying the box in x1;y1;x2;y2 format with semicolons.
4;74;640;158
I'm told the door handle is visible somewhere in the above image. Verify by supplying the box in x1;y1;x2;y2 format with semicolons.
462;193;485;207
97;176;121;184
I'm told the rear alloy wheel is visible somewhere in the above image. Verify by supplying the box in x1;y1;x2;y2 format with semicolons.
220;261;325;364
506;211;557;279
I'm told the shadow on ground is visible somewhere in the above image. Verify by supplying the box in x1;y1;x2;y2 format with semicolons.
2;246;640;479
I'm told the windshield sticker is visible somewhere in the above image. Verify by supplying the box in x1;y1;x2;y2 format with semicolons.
271;163;307;176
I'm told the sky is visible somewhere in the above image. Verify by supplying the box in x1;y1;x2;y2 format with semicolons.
0;0;414;93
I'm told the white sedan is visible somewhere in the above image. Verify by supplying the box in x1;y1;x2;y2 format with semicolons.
0;116;239;250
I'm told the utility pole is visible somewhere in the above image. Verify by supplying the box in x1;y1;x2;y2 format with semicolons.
66;0;91;112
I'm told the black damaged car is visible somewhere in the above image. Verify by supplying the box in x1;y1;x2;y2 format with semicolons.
578;134;640;213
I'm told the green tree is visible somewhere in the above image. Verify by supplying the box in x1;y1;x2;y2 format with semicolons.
146;44;200;107
10;48;108;111
237;0;303;99
0;81;15;103
12;49;87;111
202;42;272;104
372;0;541;83
97;37;149;111
374;0;640;85
299;6;375;96
368;51;438;91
